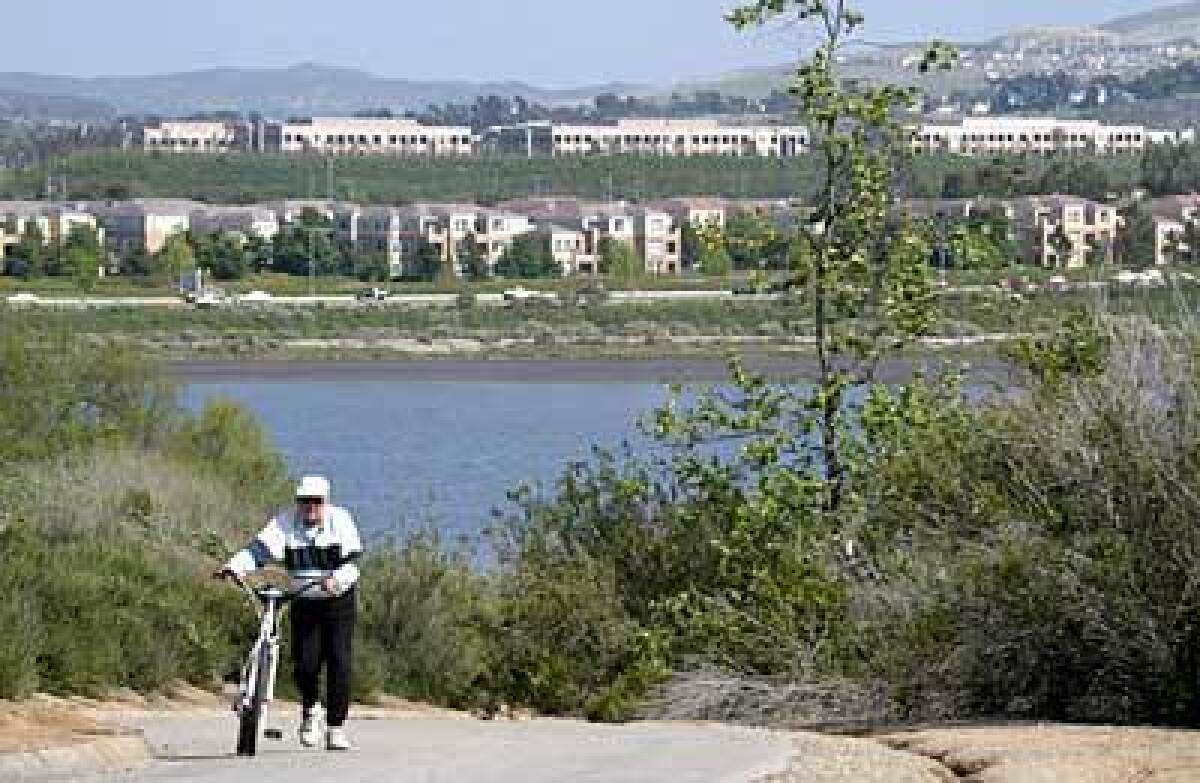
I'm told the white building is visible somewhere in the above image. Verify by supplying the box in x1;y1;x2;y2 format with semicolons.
272;118;474;156
495;119;809;158
912;116;1194;156
143;121;240;153
189;206;280;242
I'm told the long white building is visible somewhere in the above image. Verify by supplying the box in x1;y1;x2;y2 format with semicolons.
143;121;242;153
493;119;809;158
912;116;1195;156
271;118;474;156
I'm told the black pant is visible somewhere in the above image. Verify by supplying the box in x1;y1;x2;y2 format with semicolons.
290;589;356;727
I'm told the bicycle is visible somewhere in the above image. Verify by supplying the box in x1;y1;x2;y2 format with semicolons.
219;571;320;757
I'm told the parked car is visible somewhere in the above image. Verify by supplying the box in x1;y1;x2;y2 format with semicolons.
356;287;389;301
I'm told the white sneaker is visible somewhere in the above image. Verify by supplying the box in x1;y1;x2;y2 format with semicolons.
326;727;352;751
299;705;323;748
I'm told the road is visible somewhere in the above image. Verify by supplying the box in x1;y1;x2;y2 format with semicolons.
80;713;798;783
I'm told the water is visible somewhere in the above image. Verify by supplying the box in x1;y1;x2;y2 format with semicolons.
182;380;666;537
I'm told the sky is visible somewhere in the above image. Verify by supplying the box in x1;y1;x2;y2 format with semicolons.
1;0;1185;86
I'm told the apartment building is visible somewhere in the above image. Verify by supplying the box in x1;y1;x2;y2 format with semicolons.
272;118;474;156
500;197;681;274
0;202;108;255
911;116;1192;157
1013;195;1117;268
647;197;728;231
1147;195;1200;266
189;206;279;242
142;121;241;153
333;203;534;276
633;207;682;274
90;199;198;255
492;119;809;158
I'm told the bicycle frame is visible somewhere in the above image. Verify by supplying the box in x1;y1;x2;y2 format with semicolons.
236;583;283;715
228;574;320;755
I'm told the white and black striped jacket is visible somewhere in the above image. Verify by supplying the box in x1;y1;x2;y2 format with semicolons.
226;507;363;599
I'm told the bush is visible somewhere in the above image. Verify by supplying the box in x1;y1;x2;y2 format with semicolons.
357;530;495;708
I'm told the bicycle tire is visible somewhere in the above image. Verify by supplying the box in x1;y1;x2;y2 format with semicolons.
236;644;273;756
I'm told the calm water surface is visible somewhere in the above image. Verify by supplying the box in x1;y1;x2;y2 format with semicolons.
183;380;666;537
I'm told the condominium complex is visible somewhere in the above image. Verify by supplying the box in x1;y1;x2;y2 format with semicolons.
10;191;1200;277
912;116;1195;157
491;119;809;157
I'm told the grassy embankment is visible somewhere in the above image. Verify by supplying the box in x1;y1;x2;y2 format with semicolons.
8;279;1195;362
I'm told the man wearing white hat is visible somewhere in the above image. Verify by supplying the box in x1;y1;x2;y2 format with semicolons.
218;475;363;751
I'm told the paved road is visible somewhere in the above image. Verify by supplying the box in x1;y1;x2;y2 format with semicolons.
81;713;797;783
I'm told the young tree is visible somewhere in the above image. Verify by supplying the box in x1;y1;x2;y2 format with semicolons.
715;1;951;512
458;234;491;281
156;234;195;288
405;239;443;281
1048;225;1075;269
598;237;641;281
495;234;559;279
63;224;103;291
9;223;47;279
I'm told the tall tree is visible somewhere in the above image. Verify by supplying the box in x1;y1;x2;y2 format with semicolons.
719;1;951;511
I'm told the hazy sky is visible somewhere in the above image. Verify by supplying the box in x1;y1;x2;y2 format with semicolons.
2;0;1183;85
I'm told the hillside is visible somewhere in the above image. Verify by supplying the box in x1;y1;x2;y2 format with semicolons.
0;64;650;117
1100;1;1200;41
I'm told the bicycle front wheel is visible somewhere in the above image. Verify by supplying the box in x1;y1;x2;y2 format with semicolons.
236;644;273;756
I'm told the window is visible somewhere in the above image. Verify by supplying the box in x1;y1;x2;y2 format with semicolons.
492;219;503;231
613;219;626;232
373;135;382;145
284;134;293;143
359;135;368;144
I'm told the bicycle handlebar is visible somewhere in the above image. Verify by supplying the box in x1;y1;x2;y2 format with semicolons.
220;571;323;609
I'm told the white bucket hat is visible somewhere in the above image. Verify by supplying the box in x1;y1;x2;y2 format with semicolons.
295;475;331;501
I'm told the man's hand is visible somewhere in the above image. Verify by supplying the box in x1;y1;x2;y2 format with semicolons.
320;576;340;595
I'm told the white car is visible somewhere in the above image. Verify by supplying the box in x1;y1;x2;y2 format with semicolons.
502;286;541;302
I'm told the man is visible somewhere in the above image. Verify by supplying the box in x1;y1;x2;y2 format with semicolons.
216;475;362;752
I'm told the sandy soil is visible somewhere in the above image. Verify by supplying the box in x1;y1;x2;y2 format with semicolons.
878;724;1200;783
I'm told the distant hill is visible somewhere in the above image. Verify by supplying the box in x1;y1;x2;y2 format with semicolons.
673;2;1200;101
0;64;651;117
0;91;112;121
1100;1;1200;42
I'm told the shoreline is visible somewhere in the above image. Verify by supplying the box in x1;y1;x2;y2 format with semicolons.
165;355;1014;384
